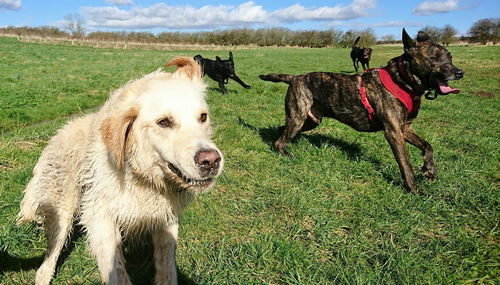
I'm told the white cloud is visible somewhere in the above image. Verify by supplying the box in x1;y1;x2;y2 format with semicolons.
105;0;133;6
83;2;268;29
82;1;378;30
0;0;21;11
272;0;376;22
328;20;423;30
413;0;463;15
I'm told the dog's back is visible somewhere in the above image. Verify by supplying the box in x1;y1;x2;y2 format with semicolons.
18;115;96;224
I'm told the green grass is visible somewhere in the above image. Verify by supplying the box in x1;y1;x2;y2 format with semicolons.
0;36;499;284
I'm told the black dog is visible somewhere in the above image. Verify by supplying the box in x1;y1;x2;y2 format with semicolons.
194;51;251;94
260;29;464;194
350;36;373;72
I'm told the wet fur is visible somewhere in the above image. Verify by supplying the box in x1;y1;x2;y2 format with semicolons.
18;57;224;285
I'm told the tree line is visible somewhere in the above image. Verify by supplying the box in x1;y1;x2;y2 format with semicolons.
0;18;498;47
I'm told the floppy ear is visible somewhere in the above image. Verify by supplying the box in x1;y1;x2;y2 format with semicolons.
416;31;431;43
229;51;233;62
165;57;202;79
100;107;138;170
402;28;416;52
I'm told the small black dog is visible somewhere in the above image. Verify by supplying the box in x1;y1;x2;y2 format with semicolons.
194;51;251;94
350;36;373;71
260;29;464;194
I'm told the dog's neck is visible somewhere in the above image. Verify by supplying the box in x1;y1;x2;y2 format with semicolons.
386;55;427;95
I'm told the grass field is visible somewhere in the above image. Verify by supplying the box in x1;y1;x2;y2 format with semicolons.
0;36;498;284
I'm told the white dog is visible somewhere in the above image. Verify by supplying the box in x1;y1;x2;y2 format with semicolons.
17;57;224;285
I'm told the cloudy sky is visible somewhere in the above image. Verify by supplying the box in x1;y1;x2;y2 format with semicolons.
0;0;498;38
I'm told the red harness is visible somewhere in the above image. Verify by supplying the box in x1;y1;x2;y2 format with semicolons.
358;63;421;127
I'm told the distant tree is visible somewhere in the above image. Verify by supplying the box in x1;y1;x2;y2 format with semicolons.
420;26;442;42
64;13;86;38
440;25;457;46
380;34;396;43
339;29;376;48
358;29;376;46
468;18;499;44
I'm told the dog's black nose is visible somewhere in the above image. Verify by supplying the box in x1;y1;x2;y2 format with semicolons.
195;149;221;172
455;69;464;79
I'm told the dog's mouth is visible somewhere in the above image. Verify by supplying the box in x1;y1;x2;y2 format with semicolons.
166;162;215;189
435;79;460;95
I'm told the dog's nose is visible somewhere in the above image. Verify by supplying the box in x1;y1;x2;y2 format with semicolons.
455;69;464;79
195;149;221;172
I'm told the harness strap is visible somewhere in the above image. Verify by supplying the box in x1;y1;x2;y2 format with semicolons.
358;76;378;127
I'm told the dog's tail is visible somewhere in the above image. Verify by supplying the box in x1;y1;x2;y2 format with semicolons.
352;36;361;48
259;74;295;84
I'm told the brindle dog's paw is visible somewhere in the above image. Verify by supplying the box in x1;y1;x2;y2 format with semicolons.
422;166;437;180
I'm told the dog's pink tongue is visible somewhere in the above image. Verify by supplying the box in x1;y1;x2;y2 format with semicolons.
438;79;460;94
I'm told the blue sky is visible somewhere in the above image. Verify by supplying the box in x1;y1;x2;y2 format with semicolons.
0;0;498;39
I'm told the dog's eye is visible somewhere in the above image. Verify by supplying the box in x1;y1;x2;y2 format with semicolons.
200;113;208;123
157;117;172;128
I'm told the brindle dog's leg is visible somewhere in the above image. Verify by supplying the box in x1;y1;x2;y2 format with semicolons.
404;125;436;180
384;122;419;194
300;117;320;132
300;106;322;132
275;81;313;156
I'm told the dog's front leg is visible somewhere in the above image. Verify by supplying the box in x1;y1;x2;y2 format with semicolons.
153;223;179;285
86;218;131;285
229;74;251;89
384;125;419;194
404;126;436;180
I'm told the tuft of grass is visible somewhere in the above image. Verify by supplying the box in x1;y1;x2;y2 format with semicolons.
0;37;499;284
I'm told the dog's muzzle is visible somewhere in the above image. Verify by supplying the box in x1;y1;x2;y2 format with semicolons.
194;149;221;177
455;69;464;80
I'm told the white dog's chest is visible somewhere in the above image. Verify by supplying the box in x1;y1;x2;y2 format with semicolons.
81;182;185;234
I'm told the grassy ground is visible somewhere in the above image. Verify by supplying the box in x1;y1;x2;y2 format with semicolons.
0;36;498;284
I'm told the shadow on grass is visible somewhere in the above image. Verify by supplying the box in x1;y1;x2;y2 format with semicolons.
238;117;367;161
125;235;198;285
0;250;43;274
1;224;196;285
236;117;413;188
207;86;244;95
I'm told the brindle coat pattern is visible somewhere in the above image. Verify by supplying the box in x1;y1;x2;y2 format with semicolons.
259;29;464;194
194;51;251;94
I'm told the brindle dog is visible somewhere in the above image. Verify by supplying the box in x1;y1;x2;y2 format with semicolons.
194;51;251;94
350;36;372;71
259;29;464;194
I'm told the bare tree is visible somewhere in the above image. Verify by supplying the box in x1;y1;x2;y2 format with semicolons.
440;25;457;46
468;18;499;44
420;26;442;42
64;13;86;38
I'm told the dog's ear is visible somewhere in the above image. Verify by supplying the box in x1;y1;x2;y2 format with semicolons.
165;57;202;79
402;28;416;52
100;107;138;170
216;56;222;62
229;51;233;62
416;31;431;43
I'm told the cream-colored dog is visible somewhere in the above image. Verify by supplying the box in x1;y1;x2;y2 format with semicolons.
17;57;223;285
